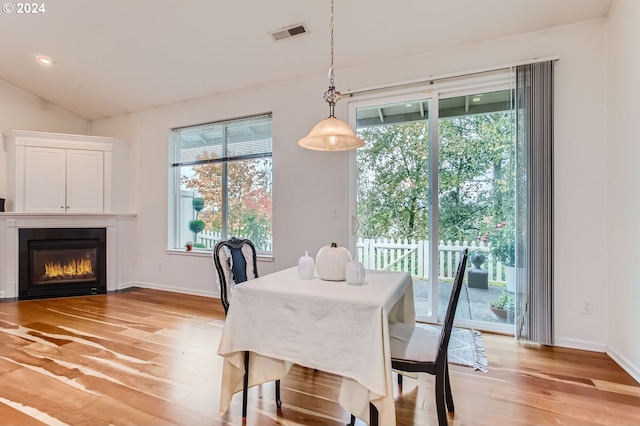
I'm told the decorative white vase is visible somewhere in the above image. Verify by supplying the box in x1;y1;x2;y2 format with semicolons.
345;260;366;285
298;251;315;280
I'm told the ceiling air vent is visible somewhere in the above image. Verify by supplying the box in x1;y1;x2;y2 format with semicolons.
269;23;309;41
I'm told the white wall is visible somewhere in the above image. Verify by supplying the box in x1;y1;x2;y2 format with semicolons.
91;19;611;352
606;0;640;383
0;80;88;199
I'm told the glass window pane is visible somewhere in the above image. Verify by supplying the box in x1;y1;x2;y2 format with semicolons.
178;123;223;163
226;116;272;157
355;99;431;317
227;158;273;252
437;90;515;324
179;163;223;250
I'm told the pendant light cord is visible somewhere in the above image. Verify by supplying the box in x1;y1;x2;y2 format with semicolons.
323;0;341;118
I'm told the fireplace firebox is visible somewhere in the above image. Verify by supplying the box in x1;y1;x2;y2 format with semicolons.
19;228;107;300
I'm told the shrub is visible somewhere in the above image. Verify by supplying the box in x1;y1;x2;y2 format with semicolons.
188;219;205;235
490;291;514;310
192;197;204;213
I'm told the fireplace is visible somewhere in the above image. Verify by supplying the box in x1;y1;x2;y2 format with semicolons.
19;228;107;300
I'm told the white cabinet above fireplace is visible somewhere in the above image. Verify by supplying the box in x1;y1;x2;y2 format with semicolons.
4;130;120;213
25;146;105;213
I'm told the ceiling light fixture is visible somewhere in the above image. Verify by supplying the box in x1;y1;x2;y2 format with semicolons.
298;0;364;152
36;54;54;66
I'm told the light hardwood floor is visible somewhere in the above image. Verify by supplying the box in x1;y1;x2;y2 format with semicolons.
0;288;638;425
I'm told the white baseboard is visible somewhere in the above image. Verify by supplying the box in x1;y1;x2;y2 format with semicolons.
556;338;640;384
134;280;219;299
607;345;640;385
114;281;136;291
554;337;607;353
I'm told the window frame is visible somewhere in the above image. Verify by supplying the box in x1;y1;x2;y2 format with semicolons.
169;113;273;254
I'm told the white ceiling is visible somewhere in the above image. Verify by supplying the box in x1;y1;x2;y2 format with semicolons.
0;0;613;122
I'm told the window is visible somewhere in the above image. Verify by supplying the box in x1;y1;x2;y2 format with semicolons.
171;114;273;253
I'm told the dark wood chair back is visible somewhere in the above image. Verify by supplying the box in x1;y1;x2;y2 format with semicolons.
437;248;469;366
213;237;259;315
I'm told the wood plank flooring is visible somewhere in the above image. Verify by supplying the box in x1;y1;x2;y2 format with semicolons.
0;288;638;425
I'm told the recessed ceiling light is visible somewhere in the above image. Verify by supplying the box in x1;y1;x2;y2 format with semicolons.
36;54;54;66
405;103;413;108
472;97;481;102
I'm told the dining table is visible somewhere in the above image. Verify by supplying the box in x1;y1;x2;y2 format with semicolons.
217;265;415;425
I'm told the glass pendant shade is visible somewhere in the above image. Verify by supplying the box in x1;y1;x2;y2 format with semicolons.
299;0;365;152
298;117;365;151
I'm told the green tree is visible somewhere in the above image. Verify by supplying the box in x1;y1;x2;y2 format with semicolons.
357;121;430;239
356;111;514;244
438;112;514;242
181;153;272;249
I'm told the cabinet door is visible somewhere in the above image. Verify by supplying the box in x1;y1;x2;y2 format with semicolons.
66;150;104;213
24;147;67;213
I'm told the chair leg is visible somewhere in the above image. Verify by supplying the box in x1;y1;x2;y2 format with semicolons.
435;368;448;426
444;362;454;413
397;372;403;387
347;403;378;426
242;351;249;420
370;402;379;426
275;379;282;408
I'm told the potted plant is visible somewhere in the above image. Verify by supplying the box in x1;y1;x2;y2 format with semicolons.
188;219;206;245
489;290;514;319
188;196;206;248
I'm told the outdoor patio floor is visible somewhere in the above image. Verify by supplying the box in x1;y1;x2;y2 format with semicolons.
412;279;515;325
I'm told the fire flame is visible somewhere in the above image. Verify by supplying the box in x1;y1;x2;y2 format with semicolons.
44;258;94;278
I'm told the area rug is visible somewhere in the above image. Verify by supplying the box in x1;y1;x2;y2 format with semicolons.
415;324;489;373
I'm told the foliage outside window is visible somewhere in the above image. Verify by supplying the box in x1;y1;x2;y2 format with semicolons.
356;91;515;261
356;121;430;240
171;114;273;252
481;220;515;267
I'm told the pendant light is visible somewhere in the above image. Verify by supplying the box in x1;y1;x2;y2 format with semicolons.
298;0;365;151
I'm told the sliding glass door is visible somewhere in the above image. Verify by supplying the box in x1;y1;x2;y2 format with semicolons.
348;81;516;332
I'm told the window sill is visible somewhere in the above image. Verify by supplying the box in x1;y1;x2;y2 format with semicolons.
165;248;274;262
166;248;211;257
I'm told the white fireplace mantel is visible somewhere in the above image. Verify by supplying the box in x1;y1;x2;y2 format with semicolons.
0;213;136;299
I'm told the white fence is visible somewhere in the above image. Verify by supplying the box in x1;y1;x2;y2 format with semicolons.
196;230;220;249
357;237;506;282
197;229;273;252
197;232;502;282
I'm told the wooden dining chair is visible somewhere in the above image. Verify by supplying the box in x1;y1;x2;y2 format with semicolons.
213;237;282;418
389;248;469;426
348;249;468;426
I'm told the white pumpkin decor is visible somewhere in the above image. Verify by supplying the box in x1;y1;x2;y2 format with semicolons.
345;259;366;285
297;251;315;280
315;242;352;281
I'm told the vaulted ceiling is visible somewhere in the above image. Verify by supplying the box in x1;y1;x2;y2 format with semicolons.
0;0;613;121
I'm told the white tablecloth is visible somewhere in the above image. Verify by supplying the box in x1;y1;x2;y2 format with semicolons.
217;267;415;425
